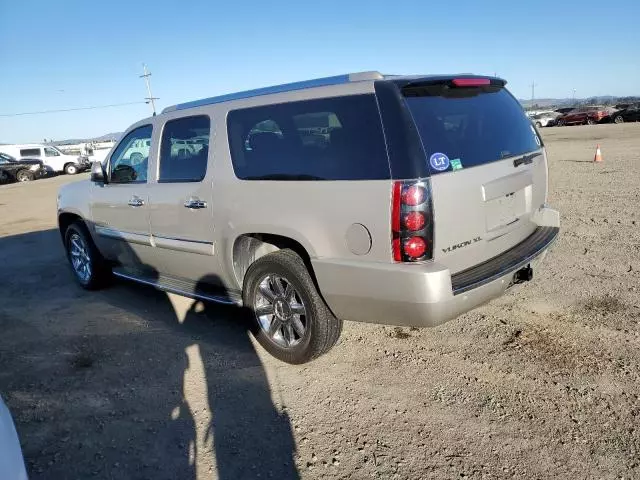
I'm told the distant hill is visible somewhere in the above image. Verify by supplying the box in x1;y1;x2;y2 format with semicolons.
520;96;639;110
54;132;122;146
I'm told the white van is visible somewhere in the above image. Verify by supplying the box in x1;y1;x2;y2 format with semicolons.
0;144;90;175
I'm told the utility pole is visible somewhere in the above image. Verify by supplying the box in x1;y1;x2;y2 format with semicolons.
140;64;159;116
530;81;537;105
572;88;576;104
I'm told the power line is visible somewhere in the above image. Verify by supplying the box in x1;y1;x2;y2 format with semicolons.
0;101;148;117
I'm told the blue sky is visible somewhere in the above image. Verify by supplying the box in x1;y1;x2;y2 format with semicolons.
1;0;638;143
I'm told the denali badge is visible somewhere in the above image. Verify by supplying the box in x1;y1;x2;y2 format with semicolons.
442;236;482;254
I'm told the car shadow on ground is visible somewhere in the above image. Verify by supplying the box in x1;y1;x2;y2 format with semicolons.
0;228;299;479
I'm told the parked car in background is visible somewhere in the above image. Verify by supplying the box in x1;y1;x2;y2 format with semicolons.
531;112;558;128
58;71;559;364
0;144;90;175
554;107;575;115
0;396;28;480
0;152;47;183
610;103;640;124
555;106;611;126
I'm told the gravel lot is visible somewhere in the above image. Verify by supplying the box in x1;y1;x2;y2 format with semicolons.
1;123;639;479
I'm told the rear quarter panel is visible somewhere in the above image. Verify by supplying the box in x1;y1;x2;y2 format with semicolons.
198;86;394;290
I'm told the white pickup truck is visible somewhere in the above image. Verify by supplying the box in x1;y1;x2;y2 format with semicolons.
0;144;90;175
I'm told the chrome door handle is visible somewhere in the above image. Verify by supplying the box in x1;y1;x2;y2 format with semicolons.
184;198;207;209
128;196;144;207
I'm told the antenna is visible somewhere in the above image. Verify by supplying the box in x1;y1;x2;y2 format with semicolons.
140;64;159;116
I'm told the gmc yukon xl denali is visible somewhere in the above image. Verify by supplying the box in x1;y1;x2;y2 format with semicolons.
57;71;559;364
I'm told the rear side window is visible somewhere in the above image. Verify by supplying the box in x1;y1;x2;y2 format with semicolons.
159;115;210;182
20;148;41;157
227;95;389;180
404;87;541;171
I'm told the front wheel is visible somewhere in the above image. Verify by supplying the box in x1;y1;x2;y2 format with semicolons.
64;163;79;175
535;121;542;128
243;249;342;364
64;222;111;289
614;115;624;124
16;170;35;182
586;118;596;125
557;119;565;127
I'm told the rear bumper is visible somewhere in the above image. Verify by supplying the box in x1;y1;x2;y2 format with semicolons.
313;207;559;327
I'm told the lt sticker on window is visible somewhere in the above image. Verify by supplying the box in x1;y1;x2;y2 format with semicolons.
429;152;450;172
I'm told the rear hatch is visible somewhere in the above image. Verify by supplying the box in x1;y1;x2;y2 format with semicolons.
401;77;547;274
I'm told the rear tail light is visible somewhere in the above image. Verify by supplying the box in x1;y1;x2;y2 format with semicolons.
391;179;434;262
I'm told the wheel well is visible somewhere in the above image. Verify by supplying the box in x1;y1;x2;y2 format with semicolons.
58;212;83;240
232;234;317;289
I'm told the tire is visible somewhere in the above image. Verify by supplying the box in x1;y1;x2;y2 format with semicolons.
64;221;111;290
0;170;9;183
243;249;342;364
16;170;34;182
614;115;624;124
64;163;79;175
535;122;542;128
586;118;596;125
557;120;565;127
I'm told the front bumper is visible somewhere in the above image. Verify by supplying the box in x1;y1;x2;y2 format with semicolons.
313;208;560;327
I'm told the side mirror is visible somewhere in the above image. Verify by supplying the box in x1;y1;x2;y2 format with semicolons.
90;161;107;184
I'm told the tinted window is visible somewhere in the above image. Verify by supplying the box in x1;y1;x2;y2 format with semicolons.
44;147;60;157
227;95;389;180
20;148;41;157
109;125;152;184
159;115;210;182
404;87;541;171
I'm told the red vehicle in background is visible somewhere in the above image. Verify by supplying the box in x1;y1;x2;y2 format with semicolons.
556;106;612;126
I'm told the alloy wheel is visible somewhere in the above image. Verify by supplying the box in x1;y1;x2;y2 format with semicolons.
69;233;92;283
254;274;307;348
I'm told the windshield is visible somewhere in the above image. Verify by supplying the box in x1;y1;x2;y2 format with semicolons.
404;87;541;171
0;152;16;161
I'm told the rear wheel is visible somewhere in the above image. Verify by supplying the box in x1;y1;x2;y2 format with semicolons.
0;170;9;183
64;163;79;175
243;249;342;364
16;170;34;182
557;119;565;127
64;222;111;289
535;121;542;128
614;115;624;124
586;118;596;125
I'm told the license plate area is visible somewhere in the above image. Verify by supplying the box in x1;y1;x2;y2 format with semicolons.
485;191;525;232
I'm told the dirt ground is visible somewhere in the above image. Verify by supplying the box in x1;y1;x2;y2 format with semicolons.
1;123;639;480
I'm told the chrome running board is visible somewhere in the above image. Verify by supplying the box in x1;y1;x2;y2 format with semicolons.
112;268;243;306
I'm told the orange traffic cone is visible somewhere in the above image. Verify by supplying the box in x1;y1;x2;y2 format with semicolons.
593;144;603;163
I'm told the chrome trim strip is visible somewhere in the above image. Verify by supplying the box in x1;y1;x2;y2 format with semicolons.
112;271;240;305
95;226;150;246
452;227;559;295
151;235;214;256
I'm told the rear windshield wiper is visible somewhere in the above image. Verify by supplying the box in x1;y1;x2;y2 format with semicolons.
513;152;542;167
244;174;328;181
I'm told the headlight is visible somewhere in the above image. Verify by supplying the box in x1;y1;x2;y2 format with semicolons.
30;164;40;171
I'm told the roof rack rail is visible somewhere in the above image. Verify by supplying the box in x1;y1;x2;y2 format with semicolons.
162;71;383;113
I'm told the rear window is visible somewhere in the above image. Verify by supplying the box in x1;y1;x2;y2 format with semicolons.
404;87;541;171
227;95;389;180
20;148;41;157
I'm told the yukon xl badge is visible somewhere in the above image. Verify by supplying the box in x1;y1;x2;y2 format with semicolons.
442;236;482;254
